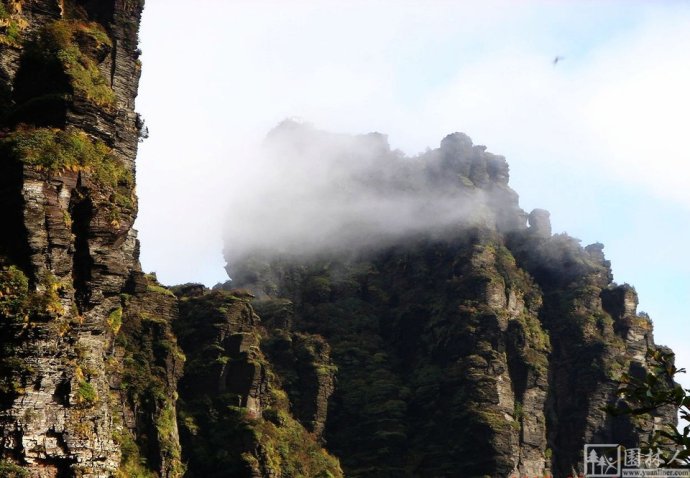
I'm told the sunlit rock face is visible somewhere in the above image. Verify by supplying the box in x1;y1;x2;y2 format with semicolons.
225;123;675;478
0;1;183;476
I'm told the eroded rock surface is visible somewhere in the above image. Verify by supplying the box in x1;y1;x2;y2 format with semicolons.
0;1;183;476
226;124;676;478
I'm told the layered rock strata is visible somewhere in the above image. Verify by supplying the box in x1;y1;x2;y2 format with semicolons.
0;1;183;476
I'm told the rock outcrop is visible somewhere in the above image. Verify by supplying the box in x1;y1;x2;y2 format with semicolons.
172;286;343;478
225;124;676;478
0;1;183;476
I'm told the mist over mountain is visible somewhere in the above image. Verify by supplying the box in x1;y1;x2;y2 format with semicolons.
223;120;524;275
216;122;676;477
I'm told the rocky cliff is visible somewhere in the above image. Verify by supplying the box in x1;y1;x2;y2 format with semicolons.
171;285;342;478
0;3;676;477
0;1;183;476
224;123;676;478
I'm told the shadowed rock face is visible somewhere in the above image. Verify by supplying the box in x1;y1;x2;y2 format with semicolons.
225;124;676;478
171;287;343;478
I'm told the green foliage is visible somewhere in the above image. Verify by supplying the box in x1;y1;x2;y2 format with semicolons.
611;348;690;467
108;307;123;335
0;266;67;321
75;366;98;406
0;266;30;320
34;20;115;107
3;127;134;208
253;409;343;477
115;289;185;478
7;126;105;172
146;284;175;298
255;260;414;476
179;388;343;478
517;313;550;351
514;401;524;420
0;265;36;399
33;271;65;317
0;460;28;478
235;237;554;477
0;355;34;397
114;430;158;478
0;20;22;46
77;380;98;404
0;3;24;47
175;291;343;478
156;405;186;477
303;276;332;303
144;274;175;297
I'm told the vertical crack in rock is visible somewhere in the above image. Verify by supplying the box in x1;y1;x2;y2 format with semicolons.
69;185;93;313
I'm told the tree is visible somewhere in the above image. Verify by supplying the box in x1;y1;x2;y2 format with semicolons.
611;348;690;468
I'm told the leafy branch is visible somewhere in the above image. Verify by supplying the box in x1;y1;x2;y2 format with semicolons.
609;348;690;467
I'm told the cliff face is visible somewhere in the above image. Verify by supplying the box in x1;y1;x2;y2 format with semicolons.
225;124;675;478
0;1;183;476
171;286;342;478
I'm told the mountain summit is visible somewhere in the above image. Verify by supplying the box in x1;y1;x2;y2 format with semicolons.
221;122;675;477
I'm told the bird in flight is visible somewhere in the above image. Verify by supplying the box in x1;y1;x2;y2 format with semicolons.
553;56;564;66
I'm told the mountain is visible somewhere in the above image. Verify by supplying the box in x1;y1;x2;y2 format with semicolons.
220;122;676;477
0;2;675;478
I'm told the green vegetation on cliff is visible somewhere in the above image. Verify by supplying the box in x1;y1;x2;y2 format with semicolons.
114;430;157;478
0;460;28;478
113;282;186;478
0;1;159;476
1;127;134;213
174;288;343;478
0;3;23;47
229;208;667;478
612;348;689;467
0;266;30;320
3;16;115;128
0;266;67;323
242;233;552;477
0;267;72;422
3;127;128;183
30;20;115;107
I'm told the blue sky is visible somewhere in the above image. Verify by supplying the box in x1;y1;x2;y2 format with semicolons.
135;0;690;385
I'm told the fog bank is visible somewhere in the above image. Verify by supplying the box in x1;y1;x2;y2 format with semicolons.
223;121;521;274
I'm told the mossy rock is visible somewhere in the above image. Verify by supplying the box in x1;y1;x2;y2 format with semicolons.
0;3;26;47
1;127;134;214
31;20;115;107
0;460;28;478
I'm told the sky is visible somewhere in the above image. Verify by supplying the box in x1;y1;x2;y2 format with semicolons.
135;0;690;386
